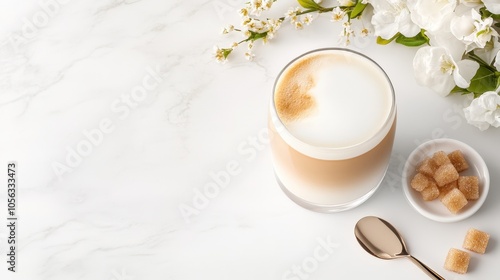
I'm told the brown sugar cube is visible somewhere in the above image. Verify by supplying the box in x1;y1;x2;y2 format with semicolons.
439;180;458;200
458;176;479;200
410;173;430;192
421;181;439;201
433;163;459;187
441;188;468;214
448;150;469;172
463;228;490;254
444;248;470;274
432;151;451;166
417;157;438;177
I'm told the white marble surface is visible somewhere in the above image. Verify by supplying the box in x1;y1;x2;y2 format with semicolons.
0;1;499;279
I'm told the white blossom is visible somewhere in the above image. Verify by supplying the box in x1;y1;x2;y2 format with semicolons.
471;15;499;48
413;46;479;95
339;21;355;45
214;46;230;64
370;0;420;39
249;0;263;16
241;16;252;27
337;0;355;6
285;7;307;29
238;8;249;17
250;0;263;15
483;0;500;14
475;37;500;65
285;7;300;20
459;0;482;6
294;21;304;30
302;14;314;25
459;0;483;7
494;50;500;70
450;10;476;47
425;28;466;61
331;7;346;22
244;51;255;61
265;19;282;40
359;4;375;37
407;0;456;32
464;91;500;131
221;24;234;34
263;0;273;10
451;9;499;51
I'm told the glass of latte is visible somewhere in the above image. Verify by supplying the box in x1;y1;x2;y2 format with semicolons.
269;48;397;212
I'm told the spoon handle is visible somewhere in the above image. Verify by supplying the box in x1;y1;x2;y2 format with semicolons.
407;255;446;280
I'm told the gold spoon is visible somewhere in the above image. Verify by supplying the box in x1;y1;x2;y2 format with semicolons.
354;216;445;280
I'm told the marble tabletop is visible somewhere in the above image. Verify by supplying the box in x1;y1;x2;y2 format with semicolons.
0;1;499;279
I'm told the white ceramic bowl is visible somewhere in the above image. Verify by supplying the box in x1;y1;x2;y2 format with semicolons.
402;138;490;222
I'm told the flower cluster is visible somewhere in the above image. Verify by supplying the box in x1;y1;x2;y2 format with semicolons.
215;0;500;130
214;0;283;63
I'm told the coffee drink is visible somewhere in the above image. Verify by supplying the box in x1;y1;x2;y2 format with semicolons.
269;48;396;212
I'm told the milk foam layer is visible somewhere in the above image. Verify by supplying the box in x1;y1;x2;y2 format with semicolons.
274;50;393;149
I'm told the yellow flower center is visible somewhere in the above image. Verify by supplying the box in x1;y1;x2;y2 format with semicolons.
440;55;455;75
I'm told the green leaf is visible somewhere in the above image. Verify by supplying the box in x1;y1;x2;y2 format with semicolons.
222;48;232;59
450;86;469;94
479;6;500;20
350;1;367;19
297;0;323;11
467;66;498;96
395;31;429;47
248;31;268;41
376;33;399;45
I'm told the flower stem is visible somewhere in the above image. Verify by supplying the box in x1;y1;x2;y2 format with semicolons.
467;52;497;73
277;6;351;21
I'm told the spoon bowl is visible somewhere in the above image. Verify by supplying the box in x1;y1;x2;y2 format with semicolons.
354;216;445;280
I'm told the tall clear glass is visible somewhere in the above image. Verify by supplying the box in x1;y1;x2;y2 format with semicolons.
268;48;397;212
